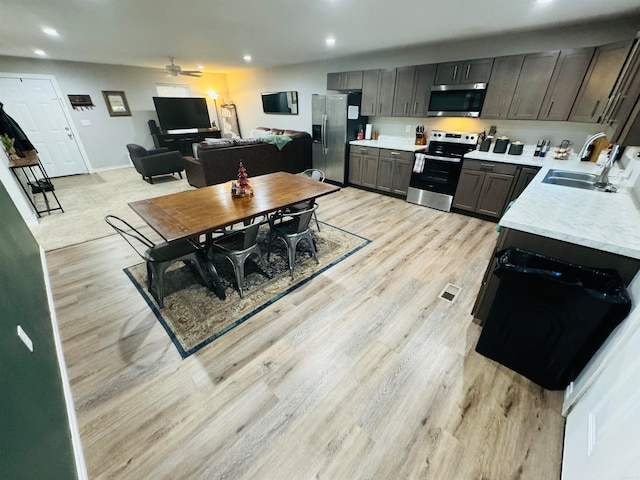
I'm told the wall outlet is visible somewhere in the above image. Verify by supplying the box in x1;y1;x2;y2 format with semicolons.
405;125;411;133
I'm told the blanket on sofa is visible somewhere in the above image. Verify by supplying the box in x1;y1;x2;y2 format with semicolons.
259;134;292;150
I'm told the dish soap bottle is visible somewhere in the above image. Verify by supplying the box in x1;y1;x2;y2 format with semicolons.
357;125;364;140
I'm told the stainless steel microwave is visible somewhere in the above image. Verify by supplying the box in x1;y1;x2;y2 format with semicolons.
427;83;487;118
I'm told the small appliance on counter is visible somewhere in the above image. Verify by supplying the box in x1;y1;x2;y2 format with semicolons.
493;137;510;154
508;141;524;155
415;125;425;145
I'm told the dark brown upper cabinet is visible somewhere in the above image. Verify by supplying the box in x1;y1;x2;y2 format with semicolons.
507;51;560;120
569;40;634;123
481;55;525;119
538;48;595;121
434;58;493;85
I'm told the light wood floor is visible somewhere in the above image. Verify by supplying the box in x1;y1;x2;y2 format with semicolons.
47;186;565;480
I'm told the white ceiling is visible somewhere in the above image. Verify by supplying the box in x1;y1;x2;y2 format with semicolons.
2;0;640;73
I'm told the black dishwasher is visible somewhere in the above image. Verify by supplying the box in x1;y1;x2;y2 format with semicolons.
475;247;631;390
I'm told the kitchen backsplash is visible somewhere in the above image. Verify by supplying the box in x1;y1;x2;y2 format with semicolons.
368;117;611;151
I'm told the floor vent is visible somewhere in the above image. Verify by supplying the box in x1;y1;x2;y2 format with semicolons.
440;284;461;303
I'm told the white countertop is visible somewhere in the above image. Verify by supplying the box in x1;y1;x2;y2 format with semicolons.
497;156;640;260
349;135;427;152
465;146;546;167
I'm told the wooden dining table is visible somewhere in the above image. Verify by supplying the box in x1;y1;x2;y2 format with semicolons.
129;171;340;243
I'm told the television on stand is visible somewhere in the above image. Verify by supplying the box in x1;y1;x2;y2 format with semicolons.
152;97;211;132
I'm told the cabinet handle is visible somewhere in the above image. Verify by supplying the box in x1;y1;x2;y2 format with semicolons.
360;148;367;153
480;164;495;171
379;103;382;114
546;100;554;118
473;176;481;191
413;102;418;114
599;95;616;123
371;103;375;113
465;64;471;80
602;93;621;124
590;100;600;119
391;151;400;156
404;102;408;114
453;65;458;81
513;98;521;115
607;92;624;125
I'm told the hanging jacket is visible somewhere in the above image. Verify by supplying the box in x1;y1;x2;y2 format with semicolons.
0;102;36;156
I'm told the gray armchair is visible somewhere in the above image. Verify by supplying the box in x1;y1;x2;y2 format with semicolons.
126;144;185;184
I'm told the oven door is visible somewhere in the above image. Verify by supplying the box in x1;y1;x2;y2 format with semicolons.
406;157;463;211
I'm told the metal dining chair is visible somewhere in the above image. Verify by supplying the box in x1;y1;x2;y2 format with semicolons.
267;203;319;278
286;169;325;231
209;220;269;298
105;215;225;307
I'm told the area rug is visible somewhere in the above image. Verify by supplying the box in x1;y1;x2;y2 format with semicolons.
124;222;370;358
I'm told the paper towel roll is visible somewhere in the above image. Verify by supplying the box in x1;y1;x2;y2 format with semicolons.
365;124;372;140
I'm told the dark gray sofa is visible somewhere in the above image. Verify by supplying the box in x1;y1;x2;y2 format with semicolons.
183;130;312;188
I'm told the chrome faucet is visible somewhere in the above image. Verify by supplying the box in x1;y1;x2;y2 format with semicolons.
595;144;619;191
577;132;607;161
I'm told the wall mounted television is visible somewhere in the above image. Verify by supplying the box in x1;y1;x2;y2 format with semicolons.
152;96;211;131
261;91;298;115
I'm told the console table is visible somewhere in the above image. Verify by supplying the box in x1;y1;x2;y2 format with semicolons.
152;130;222;155
9;151;64;217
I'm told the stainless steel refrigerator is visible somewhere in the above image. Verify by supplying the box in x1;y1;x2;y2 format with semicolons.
312;93;366;185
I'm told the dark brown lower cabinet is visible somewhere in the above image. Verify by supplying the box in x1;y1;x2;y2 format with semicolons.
349;147;379;188
452;159;517;218
509;166;540;203
376;149;413;196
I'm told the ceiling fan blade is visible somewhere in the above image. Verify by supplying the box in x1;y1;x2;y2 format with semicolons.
180;71;203;77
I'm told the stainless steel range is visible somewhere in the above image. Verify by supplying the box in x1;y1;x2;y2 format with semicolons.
406;130;478;211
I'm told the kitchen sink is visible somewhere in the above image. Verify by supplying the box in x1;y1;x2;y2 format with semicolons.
542;169;597;190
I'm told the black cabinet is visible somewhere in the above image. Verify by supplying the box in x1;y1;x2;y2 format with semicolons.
152;130;222;155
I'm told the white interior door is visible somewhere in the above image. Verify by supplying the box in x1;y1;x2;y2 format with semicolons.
0;77;87;177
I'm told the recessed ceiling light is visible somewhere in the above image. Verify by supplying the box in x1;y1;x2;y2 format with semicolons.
197;65;204;70
34;49;46;56
42;27;59;37
326;37;336;47
243;55;252;62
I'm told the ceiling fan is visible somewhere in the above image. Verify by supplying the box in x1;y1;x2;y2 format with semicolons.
165;57;202;77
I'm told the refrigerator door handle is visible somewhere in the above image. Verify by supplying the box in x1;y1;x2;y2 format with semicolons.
322;114;328;154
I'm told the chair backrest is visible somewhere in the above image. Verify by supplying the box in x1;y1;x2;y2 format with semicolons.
272;203;318;234
105;215;155;260
227;220;263;250
300;169;325;182
126;143;149;160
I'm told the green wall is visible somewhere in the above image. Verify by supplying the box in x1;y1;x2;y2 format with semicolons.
0;178;77;479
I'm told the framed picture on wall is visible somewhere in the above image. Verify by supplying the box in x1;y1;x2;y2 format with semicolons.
102;90;131;117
